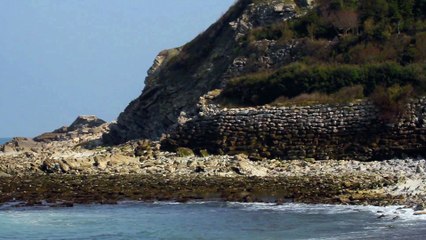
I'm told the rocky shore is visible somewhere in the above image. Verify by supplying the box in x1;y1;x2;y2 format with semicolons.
1;155;426;207
1;116;426;214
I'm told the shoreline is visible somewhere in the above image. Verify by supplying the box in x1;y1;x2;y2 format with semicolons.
2;199;426;222
0;171;420;209
1;126;426;214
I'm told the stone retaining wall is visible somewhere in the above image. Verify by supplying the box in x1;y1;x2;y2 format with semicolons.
163;98;426;160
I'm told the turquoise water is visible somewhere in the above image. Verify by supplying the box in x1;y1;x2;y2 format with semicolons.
1;202;425;240
0;138;10;145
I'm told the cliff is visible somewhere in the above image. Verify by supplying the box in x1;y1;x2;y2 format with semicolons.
105;0;309;144
105;0;426;144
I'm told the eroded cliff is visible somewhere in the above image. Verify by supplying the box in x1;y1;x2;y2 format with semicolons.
105;0;309;144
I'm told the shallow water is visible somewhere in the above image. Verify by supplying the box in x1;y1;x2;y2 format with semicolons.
1;202;425;240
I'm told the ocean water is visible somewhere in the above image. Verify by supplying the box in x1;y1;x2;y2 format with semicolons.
0;138;10;145
1;202;425;240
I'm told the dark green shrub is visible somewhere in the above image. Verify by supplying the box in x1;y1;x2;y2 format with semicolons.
370;84;414;122
222;62;425;106
223;0;426;107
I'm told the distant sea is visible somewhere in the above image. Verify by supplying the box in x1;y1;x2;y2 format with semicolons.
0;138;11;145
1;201;426;240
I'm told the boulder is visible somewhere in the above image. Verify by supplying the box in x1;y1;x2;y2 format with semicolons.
199;149;209;157
235;154;269;177
176;147;195;157
0;171;12;178
41;159;63;173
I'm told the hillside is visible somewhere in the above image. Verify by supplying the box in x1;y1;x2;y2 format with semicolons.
105;0;426;144
223;0;426;106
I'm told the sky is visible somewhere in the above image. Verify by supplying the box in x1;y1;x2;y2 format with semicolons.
0;0;235;137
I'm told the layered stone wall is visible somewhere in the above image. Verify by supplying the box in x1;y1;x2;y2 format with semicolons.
163;98;426;161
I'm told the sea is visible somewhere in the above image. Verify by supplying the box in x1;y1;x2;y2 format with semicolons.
1;201;426;240
0;138;10;145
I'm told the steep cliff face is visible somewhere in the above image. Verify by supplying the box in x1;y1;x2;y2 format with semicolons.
105;0;307;144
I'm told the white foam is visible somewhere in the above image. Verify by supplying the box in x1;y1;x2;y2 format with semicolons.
227;202;426;222
152;201;182;205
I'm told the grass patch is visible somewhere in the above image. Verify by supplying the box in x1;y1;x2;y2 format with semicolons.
271;85;365;106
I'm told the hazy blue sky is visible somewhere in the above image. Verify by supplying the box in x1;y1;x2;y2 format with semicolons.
0;0;235;137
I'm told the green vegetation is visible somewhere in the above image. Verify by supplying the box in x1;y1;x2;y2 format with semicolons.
199;149;210;157
223;0;426;108
176;147;195;157
271;85;365;106
246;0;426;64
370;84;414;122
223;62;425;105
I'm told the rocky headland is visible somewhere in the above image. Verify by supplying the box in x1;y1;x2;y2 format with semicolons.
1;0;426;217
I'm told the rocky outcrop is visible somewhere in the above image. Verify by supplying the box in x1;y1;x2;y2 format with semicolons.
104;0;308;144
68;115;106;131
145;48;182;88
223;39;302;80
163;97;426;161
0;115;112;175
0;137;42;153
34;115;109;143
229;0;299;41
